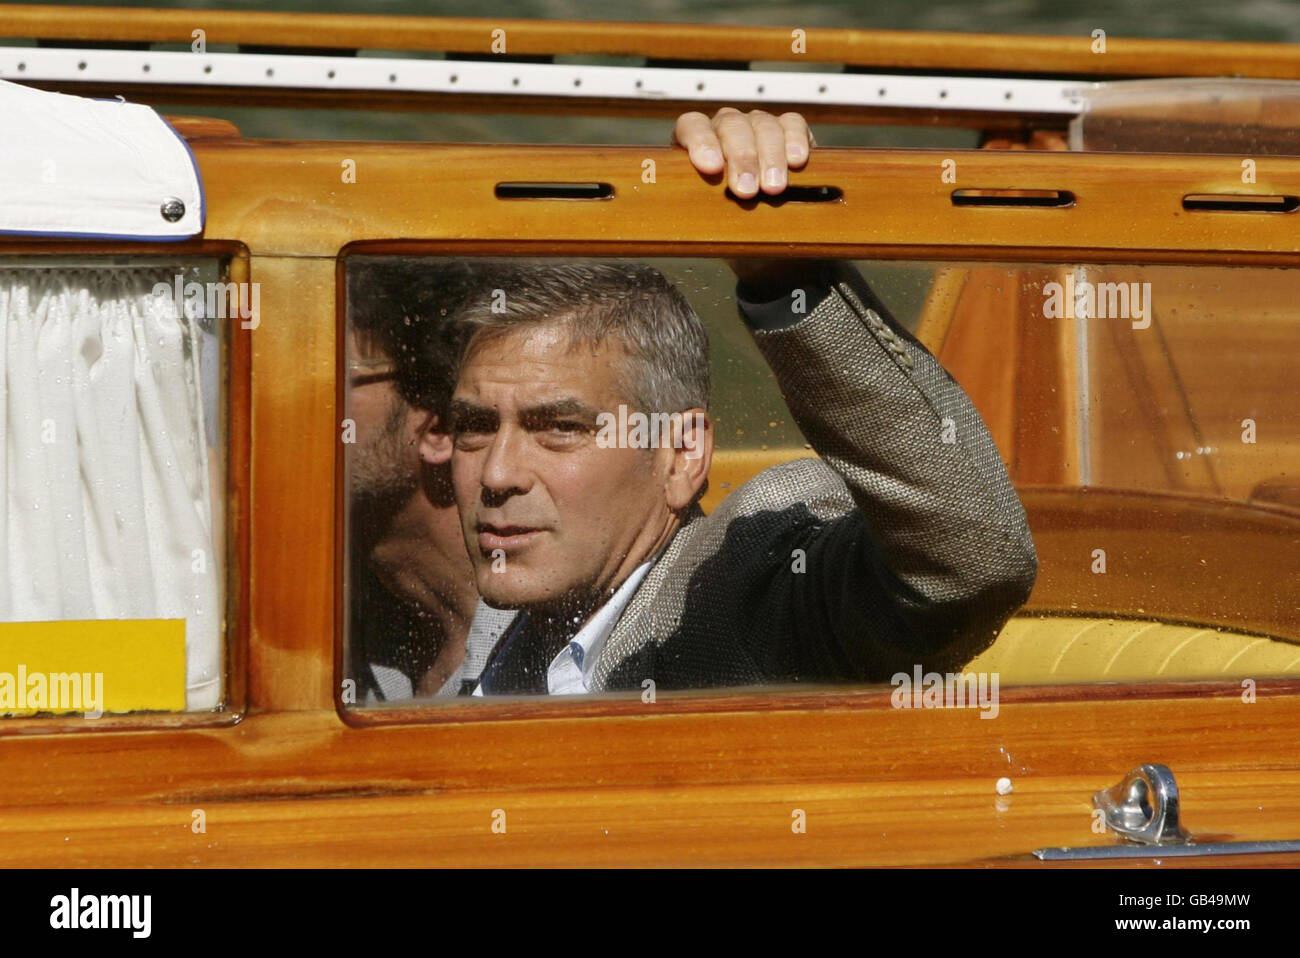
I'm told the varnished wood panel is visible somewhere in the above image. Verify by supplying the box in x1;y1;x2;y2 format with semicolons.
189;144;1300;260
2;692;1300;865
248;256;338;712
4;5;1300;80
5;772;1300;867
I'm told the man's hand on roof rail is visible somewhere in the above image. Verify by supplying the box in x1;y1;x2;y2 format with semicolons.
674;108;814;198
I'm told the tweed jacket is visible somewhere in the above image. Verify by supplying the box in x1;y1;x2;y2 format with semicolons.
486;263;1038;693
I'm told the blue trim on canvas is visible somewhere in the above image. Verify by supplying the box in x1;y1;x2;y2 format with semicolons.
0;227;196;242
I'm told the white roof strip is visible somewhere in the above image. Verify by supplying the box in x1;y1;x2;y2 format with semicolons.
0;47;1096;115
0;78;203;240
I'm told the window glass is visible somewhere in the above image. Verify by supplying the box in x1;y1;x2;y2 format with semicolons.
342;255;1300;710
0;258;230;717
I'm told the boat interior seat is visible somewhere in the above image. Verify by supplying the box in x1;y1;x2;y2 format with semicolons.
967;614;1300;685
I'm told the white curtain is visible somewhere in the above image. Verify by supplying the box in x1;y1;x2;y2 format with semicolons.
0;266;221;710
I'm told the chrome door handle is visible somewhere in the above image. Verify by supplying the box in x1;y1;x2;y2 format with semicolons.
1093;763;1190;845
1034;764;1300;861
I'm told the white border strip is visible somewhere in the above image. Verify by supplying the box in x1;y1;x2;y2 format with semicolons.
0;47;1095;114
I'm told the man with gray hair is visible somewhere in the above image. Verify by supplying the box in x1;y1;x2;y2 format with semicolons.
437;109;1038;695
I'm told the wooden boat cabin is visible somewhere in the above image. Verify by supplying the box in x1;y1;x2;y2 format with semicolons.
0;5;1297;866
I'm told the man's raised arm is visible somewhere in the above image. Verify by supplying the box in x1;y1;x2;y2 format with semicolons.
676;109;1038;678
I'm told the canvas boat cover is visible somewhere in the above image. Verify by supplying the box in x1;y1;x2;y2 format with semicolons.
0;78;203;240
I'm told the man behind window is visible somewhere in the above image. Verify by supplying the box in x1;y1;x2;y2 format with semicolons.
434;109;1039;696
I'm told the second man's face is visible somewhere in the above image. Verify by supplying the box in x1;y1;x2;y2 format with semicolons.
346;330;423;506
448;321;676;613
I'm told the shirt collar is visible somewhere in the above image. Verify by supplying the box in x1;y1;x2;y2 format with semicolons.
563;558;656;687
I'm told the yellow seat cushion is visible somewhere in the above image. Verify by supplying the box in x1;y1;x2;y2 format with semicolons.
967;615;1300;684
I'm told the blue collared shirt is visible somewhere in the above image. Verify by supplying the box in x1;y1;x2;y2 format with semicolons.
543;559;654;695
468;559;655;696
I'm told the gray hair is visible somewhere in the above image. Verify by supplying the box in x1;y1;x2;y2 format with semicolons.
455;260;710;413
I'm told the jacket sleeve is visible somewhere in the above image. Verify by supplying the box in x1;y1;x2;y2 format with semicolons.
738;261;1038;678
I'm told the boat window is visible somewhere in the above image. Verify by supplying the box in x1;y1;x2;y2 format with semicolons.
0;257;232;719
341;254;1299;713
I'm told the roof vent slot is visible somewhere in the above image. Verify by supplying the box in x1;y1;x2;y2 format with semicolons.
1182;193;1299;213
951;188;1075;208
726;185;843;205
495;182;614;200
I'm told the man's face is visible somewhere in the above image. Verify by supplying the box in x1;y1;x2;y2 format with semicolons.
346;330;422;506
449;323;674;612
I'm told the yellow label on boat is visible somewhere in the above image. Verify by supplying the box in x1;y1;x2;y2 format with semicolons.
0;619;186;716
